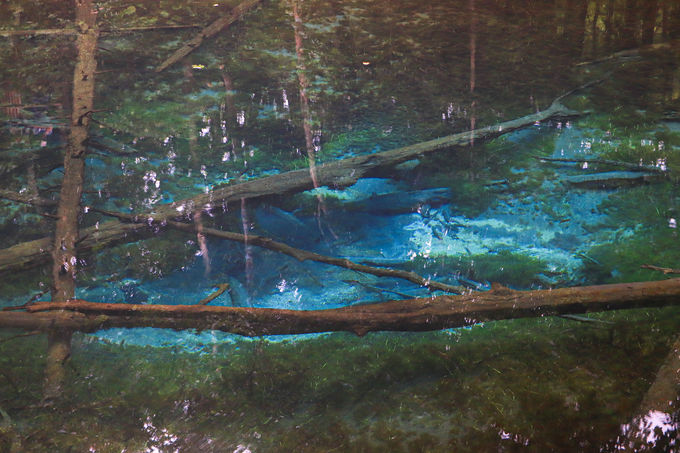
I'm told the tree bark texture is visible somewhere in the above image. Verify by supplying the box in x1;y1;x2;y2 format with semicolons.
44;0;98;400
2;278;679;338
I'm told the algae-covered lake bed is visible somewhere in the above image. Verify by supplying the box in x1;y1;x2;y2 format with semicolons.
2;307;680;452
2;0;680;451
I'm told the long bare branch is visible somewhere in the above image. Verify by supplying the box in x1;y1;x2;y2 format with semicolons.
2;277;679;337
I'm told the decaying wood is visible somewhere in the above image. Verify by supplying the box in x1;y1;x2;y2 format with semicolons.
0;98;582;275
564;171;661;188
154;0;262;73
45;0;99;399
2;277;680;337
0;221;150;274
636;334;680;413
91;208;465;293
165;220;466;294
535;155;668;173
198;283;230;305
642;264;680;275
0;189;57;207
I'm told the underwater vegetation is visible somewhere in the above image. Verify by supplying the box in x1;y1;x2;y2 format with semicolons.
1;306;679;452
405;250;549;289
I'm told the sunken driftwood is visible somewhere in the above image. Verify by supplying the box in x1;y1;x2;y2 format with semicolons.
0;99;581;275
535;155;668;173
198;283;231;305
2;278;680;337
642;264;680;275
564;171;662;189
92;209;465;294
0;189;57;208
155;0;262;72
166;220;466;294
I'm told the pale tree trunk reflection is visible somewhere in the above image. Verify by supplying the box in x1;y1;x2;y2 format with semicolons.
291;0;334;238
468;0;477;180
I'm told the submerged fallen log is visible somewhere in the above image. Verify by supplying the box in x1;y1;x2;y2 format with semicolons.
1;278;679;337
0;99;581;274
155;0;262;72
535;155;668;173
564;171;661;189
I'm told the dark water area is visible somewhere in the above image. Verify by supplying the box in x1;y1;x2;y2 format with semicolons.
1;0;680;451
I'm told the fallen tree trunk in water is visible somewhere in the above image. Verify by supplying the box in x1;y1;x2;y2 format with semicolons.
0;99;581;275
155;0;262;72
2;278;679;337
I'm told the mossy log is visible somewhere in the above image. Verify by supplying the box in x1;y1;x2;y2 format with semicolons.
0;99;581;275
2;278;680;337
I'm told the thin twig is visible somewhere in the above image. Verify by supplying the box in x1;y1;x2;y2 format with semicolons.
0;331;42;344
198;283;230;305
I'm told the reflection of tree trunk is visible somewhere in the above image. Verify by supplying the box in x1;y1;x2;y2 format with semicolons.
293;0;315;159
566;0;588;57
240;198;253;295
292;0;331;232
582;0;600;59
622;0;639;48
220;66;237;124
603;0;615;50
660;0;669;40
194;209;211;276
45;0;98;399
467;0;477;181
641;0;658;44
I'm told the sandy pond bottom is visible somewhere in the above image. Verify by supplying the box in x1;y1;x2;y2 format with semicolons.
1;306;679;452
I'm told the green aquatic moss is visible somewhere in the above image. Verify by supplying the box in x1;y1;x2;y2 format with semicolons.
407;250;549;288
2;307;680;451
582;226;680;284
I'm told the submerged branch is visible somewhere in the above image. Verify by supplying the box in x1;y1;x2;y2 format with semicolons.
1;278;679;337
166;220;465;294
0;189;57;207
0;97;583;275
155;0;262;72
198;283;230;305
534;155;668;173
641;264;680;275
93;208;465;294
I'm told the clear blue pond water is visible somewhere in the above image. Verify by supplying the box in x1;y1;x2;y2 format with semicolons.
1;0;680;451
